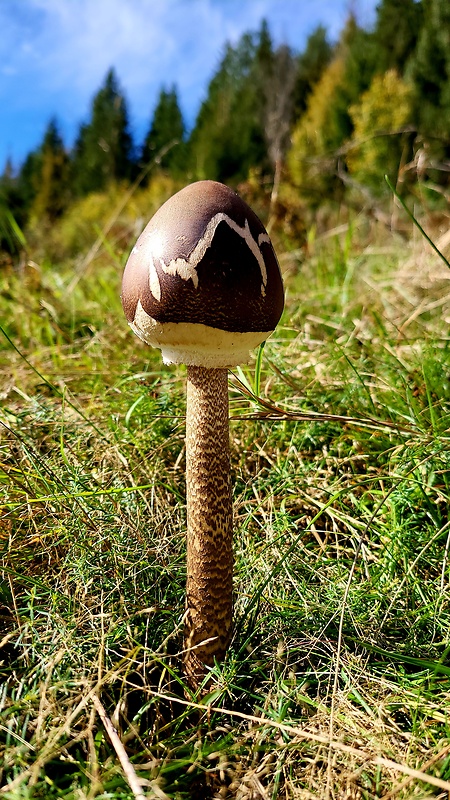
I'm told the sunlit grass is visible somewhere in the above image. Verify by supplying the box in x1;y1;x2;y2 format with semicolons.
1;219;450;797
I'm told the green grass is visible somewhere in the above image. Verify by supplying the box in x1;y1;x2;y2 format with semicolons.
1;218;450;798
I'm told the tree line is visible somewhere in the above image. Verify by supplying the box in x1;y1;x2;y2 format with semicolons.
1;0;449;256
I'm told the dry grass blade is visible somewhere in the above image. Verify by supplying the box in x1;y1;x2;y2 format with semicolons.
230;375;414;433
0;690;94;794
379;743;450;799
91;694;153;800
326;540;363;800
142;690;450;794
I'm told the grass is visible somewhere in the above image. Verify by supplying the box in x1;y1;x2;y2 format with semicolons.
1;211;450;798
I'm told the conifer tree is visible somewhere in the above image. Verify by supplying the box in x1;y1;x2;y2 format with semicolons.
347;69;414;191
288;56;347;201
187;54;229;180
141;85;185;175
331;16;378;143
408;0;450;155
71;68;134;195
30;119;70;221
188;23;270;182
289;13;377;203
254;25;305;193
373;0;423;74
293;26;333;118
17;150;42;215
0;160;26;255
0;120;70;253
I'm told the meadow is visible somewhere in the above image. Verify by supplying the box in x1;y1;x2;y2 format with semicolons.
1;187;450;799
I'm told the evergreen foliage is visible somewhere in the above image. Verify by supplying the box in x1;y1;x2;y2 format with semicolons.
141;85;185;176
16;150;42;215
288;56;347;201
408;0;450;153
0;120;69;253
347;69;414;192
0;159;26;255
288;16;378;202
29;119;70;222
293;25;333;117
373;0;423;74
188;22;272;182
329;17;378;147
71;68;134;196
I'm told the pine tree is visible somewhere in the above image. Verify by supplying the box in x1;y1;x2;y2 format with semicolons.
249;20;297;175
0;160;26;255
293;26;333;118
331;16;378;144
141;85;185;176
288;56;347;200
30;119;70;221
71;68;134;195
17;150;42;215
188;23;270;182
0;148;42;253
289;14;378;201
408;0;450;155
373;0;423;74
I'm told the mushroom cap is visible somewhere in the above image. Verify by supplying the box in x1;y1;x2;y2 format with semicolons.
121;180;284;367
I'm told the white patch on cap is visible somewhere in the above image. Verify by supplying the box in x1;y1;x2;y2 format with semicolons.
149;254;162;301
148;213;271;301
258;232;271;248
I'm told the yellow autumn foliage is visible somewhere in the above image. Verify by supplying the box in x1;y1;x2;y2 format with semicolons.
287;56;346;197
347;69;414;191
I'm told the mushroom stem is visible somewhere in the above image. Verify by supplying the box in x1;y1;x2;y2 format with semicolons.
184;365;233;689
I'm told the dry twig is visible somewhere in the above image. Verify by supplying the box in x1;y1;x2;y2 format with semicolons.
91;693;148;800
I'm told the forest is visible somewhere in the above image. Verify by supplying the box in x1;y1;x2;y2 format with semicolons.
1;0;449;260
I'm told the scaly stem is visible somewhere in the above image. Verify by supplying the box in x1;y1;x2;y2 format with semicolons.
184;366;233;690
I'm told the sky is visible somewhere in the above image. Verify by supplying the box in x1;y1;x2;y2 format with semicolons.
0;0;378;172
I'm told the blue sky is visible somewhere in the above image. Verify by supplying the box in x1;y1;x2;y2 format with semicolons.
0;0;377;172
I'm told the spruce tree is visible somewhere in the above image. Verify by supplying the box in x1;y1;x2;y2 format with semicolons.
288;56;347;201
347;69;414;192
293;26;333;118
188;23;270;182
17;150;42;216
288;14;376;202
30;119;70;221
0;160;26;255
71;68;134;195
408;0;450;155
373;0;423;74
141;85;185;176
332;16;378;142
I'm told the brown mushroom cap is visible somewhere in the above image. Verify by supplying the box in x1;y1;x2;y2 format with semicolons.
121;180;284;367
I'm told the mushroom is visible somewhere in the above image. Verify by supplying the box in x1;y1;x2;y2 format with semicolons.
121;180;284;690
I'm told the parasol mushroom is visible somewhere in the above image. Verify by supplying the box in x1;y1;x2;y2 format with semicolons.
121;180;284;690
